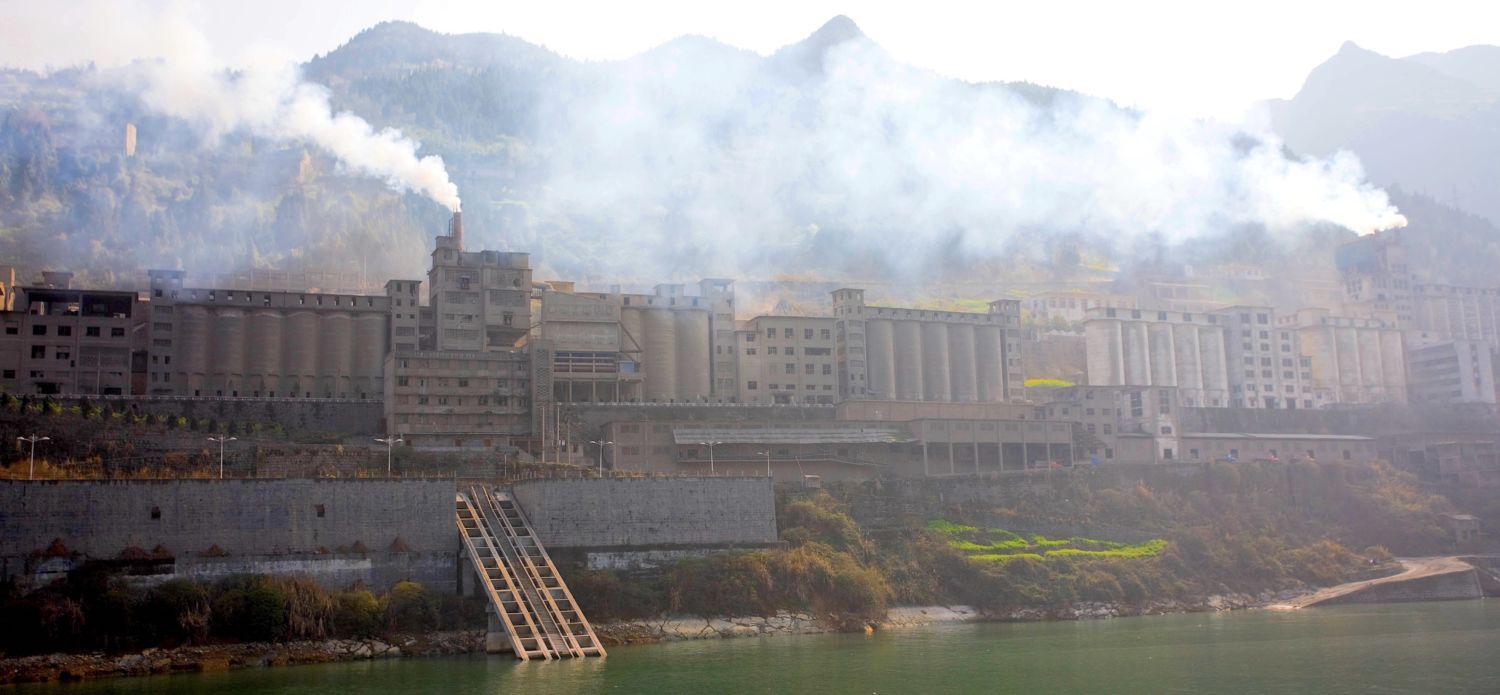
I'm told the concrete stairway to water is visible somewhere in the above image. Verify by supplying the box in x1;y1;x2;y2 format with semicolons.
455;485;605;660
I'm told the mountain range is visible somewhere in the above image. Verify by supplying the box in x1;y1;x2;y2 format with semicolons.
1267;41;1500;225
0;16;1497;293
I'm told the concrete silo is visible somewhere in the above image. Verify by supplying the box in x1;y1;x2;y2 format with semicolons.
865;319;896;400
948;323;978;402
354;313;386;399
921;322;951;402
675;310;711;401
212;308;246;395
178;305;211;394
643;308;677;401
975;325;1005;402
247;309;284;396
893;320;924;400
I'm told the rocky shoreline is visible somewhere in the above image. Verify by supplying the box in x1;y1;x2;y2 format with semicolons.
593;590;1306;646
0;631;484;685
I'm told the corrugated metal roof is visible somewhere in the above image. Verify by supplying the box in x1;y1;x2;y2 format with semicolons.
1182;432;1373;441
671;427;907;445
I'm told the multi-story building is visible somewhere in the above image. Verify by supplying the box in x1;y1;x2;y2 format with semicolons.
426;214;531;352
832;289;1023;403
1026;290;1136;324
383;348;531;449
1218;306;1317;409
1409;283;1500;345
735;315;839;404
1337;231;1413;326
1407;340;1498;405
0;273;143;396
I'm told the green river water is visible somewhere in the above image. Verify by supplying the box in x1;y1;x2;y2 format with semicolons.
18;601;1500;694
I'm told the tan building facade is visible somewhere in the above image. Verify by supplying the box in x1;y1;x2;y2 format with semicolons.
735;315;839;404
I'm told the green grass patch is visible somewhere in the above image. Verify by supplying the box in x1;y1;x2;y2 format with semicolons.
930;520;1166;562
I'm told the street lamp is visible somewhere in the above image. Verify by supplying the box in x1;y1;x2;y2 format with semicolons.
698;441;722;474
207;435;237;479
375;436;404;476
17;434;49;480
757;450;772;478
589;440;613;476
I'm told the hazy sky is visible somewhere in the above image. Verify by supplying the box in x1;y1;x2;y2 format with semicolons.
2;0;1497;120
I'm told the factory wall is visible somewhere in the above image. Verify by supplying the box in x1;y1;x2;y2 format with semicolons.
0;479;458;591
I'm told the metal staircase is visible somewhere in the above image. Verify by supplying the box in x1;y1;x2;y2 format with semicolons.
455;485;606;660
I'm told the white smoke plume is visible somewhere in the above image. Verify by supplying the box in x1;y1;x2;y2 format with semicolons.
522;34;1405;281
6;0;461;212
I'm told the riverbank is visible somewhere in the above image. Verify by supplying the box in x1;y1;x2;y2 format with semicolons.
592;590;1310;646
0;631;483;685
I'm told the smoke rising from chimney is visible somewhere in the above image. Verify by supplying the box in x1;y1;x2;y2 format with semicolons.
14;1;461;213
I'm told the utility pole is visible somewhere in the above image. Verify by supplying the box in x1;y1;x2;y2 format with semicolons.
17;434;49;480
375;436;404;476
207;435;237;479
589;440;613;476
757;450;772;478
699;441;722;474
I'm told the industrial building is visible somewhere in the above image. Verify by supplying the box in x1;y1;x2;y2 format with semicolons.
1026;290;1136;324
833;289;1024;403
1082;307;1231;407
1282;308;1407;406
1084;304;1405;409
735;315;839;404
0;273;143;396
144;269;392;399
1407;340;1498;405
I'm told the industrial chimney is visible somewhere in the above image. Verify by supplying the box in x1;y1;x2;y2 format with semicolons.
450;212;464;251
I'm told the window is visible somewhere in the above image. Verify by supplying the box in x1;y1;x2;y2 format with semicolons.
31;325;45;336
784;347;794;356
785;364;796;374
768;347;778;355
111;327;125;337
30;346;44;359
821;329;831;339
766;328;775;338
744;347;756;356
85;326;100;337
784;328;794;338
315;504;326;518
56;326;71;337
747;381;758;390
822;364;832;375
805;364;815;374
1;370;11;379
804;328;814;339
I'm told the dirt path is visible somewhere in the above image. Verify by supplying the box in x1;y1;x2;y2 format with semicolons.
1267;557;1474;610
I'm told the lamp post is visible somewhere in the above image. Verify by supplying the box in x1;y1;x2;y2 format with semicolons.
698;441;722;474
17;434;49;480
207;435;237;479
588;440;613;476
375;436;404;476
757;450;772;478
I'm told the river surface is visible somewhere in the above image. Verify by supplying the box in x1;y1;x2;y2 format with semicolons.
20;601;1500;694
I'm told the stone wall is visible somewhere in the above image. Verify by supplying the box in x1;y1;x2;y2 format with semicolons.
0;479;457;591
510;477;777;550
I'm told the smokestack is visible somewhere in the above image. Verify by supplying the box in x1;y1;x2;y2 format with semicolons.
450;212;464;251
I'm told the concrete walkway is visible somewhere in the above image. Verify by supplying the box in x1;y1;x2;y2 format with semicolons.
1267;556;1477;610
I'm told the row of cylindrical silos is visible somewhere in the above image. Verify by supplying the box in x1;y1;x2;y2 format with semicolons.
173;305;387;398
1084;319;1230;397
621;306;711;402
865;319;1007;402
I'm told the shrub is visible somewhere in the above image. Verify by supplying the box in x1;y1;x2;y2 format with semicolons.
383;581;439;633
333;589;382;637
212;578;289;643
141;579;210;645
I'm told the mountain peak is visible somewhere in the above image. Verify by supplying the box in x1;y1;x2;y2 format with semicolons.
810;15;864;44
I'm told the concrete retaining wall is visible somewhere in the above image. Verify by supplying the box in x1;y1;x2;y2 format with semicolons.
0;479;457;591
510;477;777;550
1318;569;1483;605
59;396;385;436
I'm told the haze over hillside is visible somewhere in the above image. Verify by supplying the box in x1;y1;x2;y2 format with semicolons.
1267;41;1500;226
0;15;1454;292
